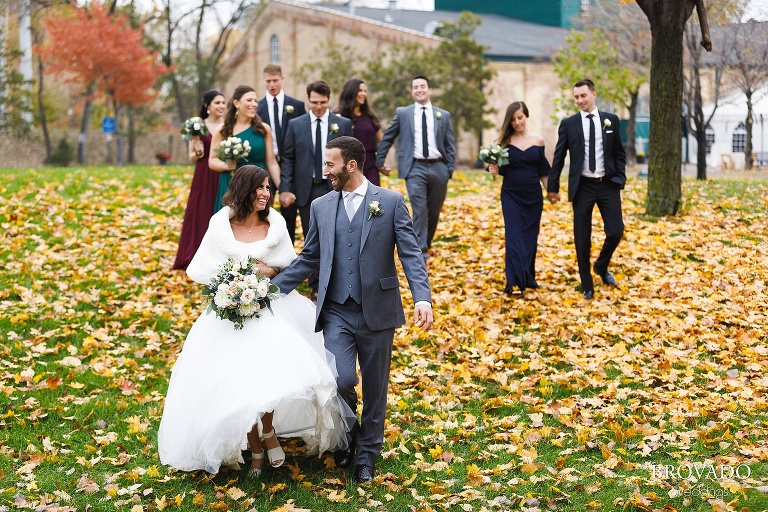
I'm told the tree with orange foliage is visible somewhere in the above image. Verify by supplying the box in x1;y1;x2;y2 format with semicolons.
38;3;169;165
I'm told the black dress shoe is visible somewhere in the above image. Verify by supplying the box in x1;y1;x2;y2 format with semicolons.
354;464;374;483
600;270;617;286
583;289;594;300
334;423;358;469
334;444;354;469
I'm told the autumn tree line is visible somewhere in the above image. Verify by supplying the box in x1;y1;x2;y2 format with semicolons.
0;0;764;216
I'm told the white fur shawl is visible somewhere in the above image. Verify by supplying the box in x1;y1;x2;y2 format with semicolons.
186;206;297;285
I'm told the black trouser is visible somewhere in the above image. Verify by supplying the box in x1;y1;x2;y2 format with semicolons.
297;180;331;293
572;180;624;292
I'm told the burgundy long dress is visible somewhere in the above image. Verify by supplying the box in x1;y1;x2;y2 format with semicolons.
352;114;380;186
173;133;219;270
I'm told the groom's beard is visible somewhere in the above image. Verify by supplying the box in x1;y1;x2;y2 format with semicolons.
330;164;350;191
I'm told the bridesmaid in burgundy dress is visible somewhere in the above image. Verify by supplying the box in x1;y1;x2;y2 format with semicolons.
173;90;227;270
336;79;383;185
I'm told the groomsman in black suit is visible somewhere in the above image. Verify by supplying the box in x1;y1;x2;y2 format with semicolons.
279;79;352;299
257;64;306;242
547;78;626;300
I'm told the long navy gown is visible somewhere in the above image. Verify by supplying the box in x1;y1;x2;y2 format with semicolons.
498;145;551;293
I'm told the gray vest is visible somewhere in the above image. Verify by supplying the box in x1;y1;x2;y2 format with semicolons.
326;195;364;304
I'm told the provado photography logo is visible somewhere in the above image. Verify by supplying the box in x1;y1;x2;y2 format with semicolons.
651;463;752;482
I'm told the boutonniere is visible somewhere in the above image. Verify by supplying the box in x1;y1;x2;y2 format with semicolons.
329;123;339;134
603;118;611;130
435;111;442;120
367;200;384;220
284;105;294;114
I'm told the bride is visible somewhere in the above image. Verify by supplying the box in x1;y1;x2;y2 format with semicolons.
158;165;353;476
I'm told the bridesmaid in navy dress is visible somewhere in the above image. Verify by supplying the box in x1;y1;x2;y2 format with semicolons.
173;90;226;270
487;101;550;295
335;79;383;185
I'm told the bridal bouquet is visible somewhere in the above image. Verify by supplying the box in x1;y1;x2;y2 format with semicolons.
215;136;251;163
478;144;509;167
180;117;209;141
203;256;280;330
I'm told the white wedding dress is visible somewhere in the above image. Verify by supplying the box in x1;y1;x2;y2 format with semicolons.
158;207;353;474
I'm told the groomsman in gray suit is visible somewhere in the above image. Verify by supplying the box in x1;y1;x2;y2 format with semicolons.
279;79;352;298
273;136;432;483
375;75;456;262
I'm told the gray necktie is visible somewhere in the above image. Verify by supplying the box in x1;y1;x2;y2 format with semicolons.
345;192;356;221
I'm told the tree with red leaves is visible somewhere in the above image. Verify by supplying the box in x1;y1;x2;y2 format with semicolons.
38;3;169;164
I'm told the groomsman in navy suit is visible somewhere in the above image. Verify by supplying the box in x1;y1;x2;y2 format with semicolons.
257;64;306;242
279;79;352;299
375;75;455;263
547;78;626;300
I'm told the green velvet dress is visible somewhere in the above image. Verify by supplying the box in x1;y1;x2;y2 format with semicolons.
213;125;267;212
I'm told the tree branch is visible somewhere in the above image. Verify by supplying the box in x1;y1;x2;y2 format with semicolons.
696;0;713;51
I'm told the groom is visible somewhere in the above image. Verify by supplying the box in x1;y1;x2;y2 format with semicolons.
547;78;626;299
272;136;432;483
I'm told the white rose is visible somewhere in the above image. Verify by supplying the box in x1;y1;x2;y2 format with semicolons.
256;281;269;297
193;122;200;130
243;274;259;287
240;288;256;305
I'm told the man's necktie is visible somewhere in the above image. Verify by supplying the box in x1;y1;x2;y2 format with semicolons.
345;192;356;221
273;97;282;146
421;106;429;158
314;118;323;181
587;114;596;172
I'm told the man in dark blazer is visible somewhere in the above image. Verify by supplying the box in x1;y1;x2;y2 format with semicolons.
257;64;306;242
375;75;455;262
273;136;432;484
547;78;626;299
279;79;352;298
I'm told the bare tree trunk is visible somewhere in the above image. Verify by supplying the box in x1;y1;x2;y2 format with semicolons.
745;92;754;170
36;50;51;161
637;0;697;216
625;89;638;165
78;82;95;164
127;105;136;164
115;102;125;166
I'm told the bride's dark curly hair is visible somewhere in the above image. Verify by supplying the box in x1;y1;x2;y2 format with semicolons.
222;165;272;222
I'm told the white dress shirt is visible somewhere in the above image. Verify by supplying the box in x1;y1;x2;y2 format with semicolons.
311;110;330;180
580;107;605;178
265;90;285;156
413;102;442;160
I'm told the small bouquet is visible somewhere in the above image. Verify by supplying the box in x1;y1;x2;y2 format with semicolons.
215;136;251;163
478;144;509;167
180;117;209;141
202;256;280;330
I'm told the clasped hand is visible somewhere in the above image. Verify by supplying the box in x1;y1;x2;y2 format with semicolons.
279;191;296;207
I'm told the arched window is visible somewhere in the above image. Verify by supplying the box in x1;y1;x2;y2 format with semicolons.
732;122;746;153
705;126;715;154
270;34;280;62
581;0;590;15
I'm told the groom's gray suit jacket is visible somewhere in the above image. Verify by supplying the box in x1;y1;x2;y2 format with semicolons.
374;104;456;179
272;183;431;332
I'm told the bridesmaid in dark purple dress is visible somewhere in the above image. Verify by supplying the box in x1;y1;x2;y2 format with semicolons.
487;102;550;295
336;79;383;185
173;90;227;270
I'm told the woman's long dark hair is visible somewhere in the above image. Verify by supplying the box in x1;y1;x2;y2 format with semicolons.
221;85;267;138
497;101;530;145
199;89;222;119
335;78;380;131
222;165;272;221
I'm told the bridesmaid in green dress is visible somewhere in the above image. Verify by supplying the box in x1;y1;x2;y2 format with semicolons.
209;85;281;212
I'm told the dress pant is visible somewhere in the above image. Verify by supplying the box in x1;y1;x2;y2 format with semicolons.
405;160;451;257
572;179;624;292
321;298;395;468
297;180;331;293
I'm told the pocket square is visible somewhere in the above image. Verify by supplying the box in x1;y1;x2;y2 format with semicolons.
606;130;614;134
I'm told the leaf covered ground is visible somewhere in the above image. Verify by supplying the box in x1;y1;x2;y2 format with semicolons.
1;166;767;512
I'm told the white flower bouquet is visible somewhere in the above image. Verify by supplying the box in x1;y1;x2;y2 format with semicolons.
478;144;509;167
180;117;210;141
202;256;280;330
215;136;252;163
